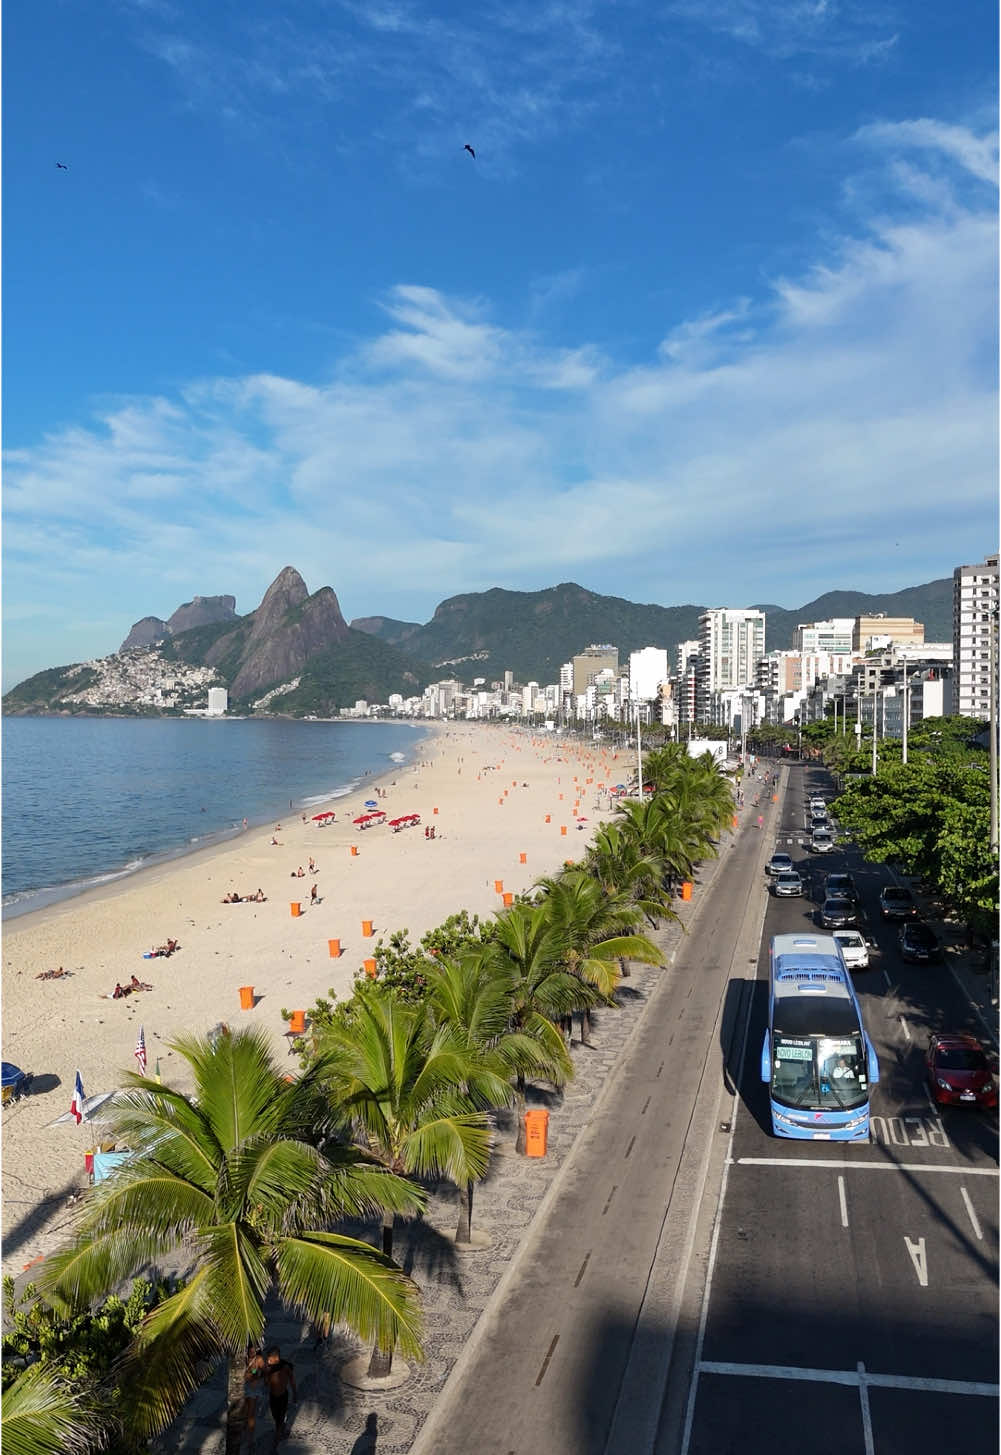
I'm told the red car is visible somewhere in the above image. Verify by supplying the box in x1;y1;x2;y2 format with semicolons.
926;1033;998;1109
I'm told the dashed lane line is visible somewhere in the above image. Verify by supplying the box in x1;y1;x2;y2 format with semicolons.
837;1175;848;1227
696;1359;999;1398
735;1157;999;1175
899;1015;911;1042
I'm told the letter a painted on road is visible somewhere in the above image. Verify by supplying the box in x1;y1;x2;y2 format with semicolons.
904;1236;928;1287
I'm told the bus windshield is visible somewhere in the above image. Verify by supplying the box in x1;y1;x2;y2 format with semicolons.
771;1033;868;1111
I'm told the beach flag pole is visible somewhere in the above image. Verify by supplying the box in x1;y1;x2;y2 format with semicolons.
154;1058;162;1084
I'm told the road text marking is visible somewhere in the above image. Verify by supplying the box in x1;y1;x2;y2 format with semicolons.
735;1157;997;1175
905;1236;928;1287
837;1175;848;1228
960;1187;984;1241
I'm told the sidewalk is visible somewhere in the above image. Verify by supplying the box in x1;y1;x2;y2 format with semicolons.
160;778;776;1455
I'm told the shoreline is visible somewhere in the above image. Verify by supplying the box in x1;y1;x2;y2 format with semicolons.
2;723;625;1275
2;720;431;923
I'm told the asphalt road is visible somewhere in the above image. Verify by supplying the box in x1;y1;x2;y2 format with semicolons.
672;762;999;1455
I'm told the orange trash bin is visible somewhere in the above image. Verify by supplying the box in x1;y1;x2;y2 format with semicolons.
519;852;527;864
560;825;567;836
328;938;341;958
681;881;693;902
503;892;513;907
732;815;739;829
363;958;377;978
362;919;374;937
524;1108;549;1157
238;986;255;1010
494;880;504;893
290;902;302;917
288;1010;306;1034
545;814;551;824
350;845;359;857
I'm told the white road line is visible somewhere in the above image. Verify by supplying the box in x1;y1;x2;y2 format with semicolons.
960;1186;984;1241
837;1175;848;1227
697;1360;999;1397
736;1157;999;1176
857;1362;875;1455
899;1016;911;1042
882;969;891;989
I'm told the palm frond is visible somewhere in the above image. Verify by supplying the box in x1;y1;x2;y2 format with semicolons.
275;1233;424;1359
1;1363;108;1455
401;1110;492;1184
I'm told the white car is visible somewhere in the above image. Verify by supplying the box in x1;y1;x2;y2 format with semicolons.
833;929;870;970
811;830;835;853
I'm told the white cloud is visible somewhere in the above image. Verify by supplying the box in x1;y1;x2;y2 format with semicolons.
3;120;997;687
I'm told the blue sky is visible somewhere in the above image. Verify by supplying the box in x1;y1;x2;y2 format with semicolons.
4;0;997;688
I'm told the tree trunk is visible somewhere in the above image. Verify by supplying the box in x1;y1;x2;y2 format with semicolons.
224;1353;248;1455
580;1008;592;1046
367;1214;395;1378
455;1180;474;1244
515;1072;527;1154
619;954;630;979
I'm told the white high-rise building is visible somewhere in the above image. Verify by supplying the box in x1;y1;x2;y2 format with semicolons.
795;619;855;655
206;687;228;716
953;554;999;718
697;609;766;721
629;646;668;704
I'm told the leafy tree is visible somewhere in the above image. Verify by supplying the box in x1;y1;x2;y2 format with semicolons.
316;991;493;1376
41;1028;424;1454
1;1361;108;1455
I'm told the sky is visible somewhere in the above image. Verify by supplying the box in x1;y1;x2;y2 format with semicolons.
3;0;998;689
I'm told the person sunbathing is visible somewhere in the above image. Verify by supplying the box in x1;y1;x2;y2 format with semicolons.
37;966;69;980
112;982;131;999
131;975;154;992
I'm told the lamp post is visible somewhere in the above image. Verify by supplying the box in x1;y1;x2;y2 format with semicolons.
634;697;644;801
871;686;880;777
901;671;910;766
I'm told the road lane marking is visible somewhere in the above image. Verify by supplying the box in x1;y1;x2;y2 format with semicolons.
574;1251;591;1287
602;1184;618;1216
656;1061;664;1078
960;1187;984;1241
857;1363;875;1455
535;1333;559;1386
624;1135;636;1159
641;1096;651;1115
697;1359;999;1397
899;1016;911;1042
882;969;891;988
736;1157;998;1175
905;1236;928;1286
837;1175;848;1227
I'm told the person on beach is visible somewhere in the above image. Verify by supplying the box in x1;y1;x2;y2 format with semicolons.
262;1347;296;1439
308;858;316;873
310;884;318;904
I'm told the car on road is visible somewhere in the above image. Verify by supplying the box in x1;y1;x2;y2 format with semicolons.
772;870;805;897
809;813;830;833
879;885;918;921
819;894;857;929
825;872;858;902
898;921;941;963
833;929;870;970
926;1033;998;1109
810;829;835;853
809;797;828;814
766;852;794;877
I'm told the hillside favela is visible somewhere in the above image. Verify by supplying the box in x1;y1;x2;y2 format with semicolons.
3;3;998;1454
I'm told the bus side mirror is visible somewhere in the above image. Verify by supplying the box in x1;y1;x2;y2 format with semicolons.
760;1031;771;1083
866;1038;880;1085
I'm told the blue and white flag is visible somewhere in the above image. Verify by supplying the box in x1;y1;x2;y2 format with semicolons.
71;1069;85;1125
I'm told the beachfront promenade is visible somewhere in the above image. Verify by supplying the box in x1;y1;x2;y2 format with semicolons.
153;762;770;1454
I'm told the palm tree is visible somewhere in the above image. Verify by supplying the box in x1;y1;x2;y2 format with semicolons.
482;904;581;1151
583;822;677;931
41;1028;424;1454
425;950;571;1241
1;1363;107;1455
533;870;664;1042
316;989;493;1376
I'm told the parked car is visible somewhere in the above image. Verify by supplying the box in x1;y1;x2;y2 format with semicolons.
820;894;857;929
898;922;940;963
811;829;835;853
766;852;794;877
879;885;918;921
926;1033;998;1108
825;872;858;902
833;929;870;971
773;871;805;897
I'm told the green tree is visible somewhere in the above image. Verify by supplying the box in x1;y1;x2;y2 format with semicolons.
1;1362;108;1455
316;991;493;1376
41;1028;423;1454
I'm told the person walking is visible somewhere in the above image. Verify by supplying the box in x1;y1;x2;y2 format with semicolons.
261;1346;297;1440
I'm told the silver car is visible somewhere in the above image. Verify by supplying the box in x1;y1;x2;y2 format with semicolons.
773;871;804;897
811;830;835;853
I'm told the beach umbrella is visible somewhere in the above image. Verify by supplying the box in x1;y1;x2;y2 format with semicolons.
311;811;334;821
47;1090;119;1127
364;799;378;809
1;1062;27;1090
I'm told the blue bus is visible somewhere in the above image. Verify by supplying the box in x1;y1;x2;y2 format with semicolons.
760;933;880;1141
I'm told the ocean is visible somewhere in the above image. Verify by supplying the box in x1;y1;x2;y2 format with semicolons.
1;717;427;918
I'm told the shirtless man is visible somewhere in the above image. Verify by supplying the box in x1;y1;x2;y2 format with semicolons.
261;1346;296;1439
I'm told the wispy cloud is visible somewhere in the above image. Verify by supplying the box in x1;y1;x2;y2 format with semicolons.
663;0;898;64
4;120;996;683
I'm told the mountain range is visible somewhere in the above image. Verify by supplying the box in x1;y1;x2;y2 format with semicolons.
2;568;953;717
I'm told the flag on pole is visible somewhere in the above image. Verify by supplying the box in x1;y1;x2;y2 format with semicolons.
71;1069;85;1125
134;1025;147;1077
154;1058;162;1084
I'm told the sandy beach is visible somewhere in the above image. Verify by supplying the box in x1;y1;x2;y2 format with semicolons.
2;722;630;1275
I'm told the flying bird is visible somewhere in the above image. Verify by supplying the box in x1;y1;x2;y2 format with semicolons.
56;162;69;170
464;144;475;159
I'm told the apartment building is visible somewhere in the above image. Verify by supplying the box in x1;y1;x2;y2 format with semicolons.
952;554;999;718
697;608;765;721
